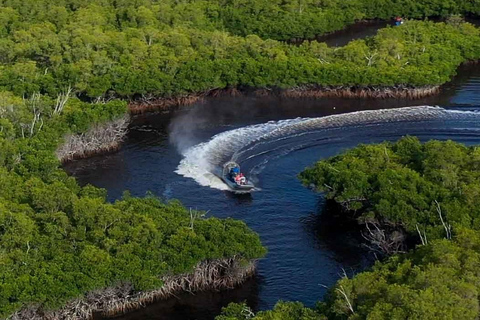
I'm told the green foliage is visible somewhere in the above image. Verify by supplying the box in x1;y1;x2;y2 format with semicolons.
217;301;326;320
0;0;479;100
0;89;265;318
298;137;480;316
216;0;480;40
1;0;475;42
235;138;480;320
1;1;480;318
63;99;128;133
319;228;480;319
0;149;266;317
216;302;255;320
300;137;480;240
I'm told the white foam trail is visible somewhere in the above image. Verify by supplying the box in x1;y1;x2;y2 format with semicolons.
175;118;305;190
176;106;478;190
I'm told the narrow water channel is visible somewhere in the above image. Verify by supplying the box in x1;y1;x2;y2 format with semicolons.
68;62;480;320
65;19;480;319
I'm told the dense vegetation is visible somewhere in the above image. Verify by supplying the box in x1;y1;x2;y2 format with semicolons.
319;229;480;319
0;0;479;102
2;0;479;43
1;0;480;318
298;138;480;318
216;138;480;319
217;300;324;319
300;137;480;252
0;92;266;317
215;0;480;40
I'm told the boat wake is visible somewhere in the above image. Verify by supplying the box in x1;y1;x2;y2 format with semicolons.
175;106;480;191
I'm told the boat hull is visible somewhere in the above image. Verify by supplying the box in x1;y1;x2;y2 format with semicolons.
221;176;255;191
220;161;255;192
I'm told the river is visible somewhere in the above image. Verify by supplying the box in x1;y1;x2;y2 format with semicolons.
66;33;480;320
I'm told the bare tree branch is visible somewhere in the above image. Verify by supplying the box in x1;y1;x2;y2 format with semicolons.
435;200;451;239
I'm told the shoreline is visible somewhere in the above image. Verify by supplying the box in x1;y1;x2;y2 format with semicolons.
56;116;130;163
58;84;442;163
9;258;256;320
59;52;477;163
281;85;440;99
128;85;440;114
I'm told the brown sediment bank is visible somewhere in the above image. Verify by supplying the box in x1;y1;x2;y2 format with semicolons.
56;116;129;163
281;85;440;99
127;85;440;114
9;258;256;320
59;85;441;162
128;88;243;115
129;94;205;114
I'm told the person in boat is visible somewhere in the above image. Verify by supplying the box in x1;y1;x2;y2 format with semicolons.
234;174;241;184
239;173;246;185
230;167;240;176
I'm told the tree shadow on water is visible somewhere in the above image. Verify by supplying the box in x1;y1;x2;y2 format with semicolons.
97;277;262;320
301;198;374;272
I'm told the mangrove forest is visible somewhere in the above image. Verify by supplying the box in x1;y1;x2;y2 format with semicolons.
1;0;480;319
1;1;480;105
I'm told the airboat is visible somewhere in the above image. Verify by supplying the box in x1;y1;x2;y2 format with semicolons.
221;161;255;191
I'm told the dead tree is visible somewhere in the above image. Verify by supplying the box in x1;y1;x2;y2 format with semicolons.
53;86;72;115
336;285;355;315
189;208;207;231
22;93;43;137
56;115;129;162
365;51;378;66
435;200;451;239
362;220;405;255
416;223;428;245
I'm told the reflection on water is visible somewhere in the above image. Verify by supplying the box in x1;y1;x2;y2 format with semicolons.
301;199;371;268
100;278;260;320
315;21;389;47
65;57;480;320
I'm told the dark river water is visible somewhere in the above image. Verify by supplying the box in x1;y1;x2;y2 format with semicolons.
69;63;480;320
66;26;480;320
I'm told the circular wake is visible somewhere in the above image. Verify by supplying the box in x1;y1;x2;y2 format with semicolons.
175;106;479;191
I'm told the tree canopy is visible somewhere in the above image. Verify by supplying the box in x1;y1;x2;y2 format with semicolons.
217;229;480;320
0;88;266;317
300;137;480;246
0;0;479;101
1;0;480;317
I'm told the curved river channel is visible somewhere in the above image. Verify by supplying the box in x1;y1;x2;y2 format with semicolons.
66;63;480;320
65;17;480;317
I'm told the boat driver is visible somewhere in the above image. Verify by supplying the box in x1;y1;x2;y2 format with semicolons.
235;174;241;184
